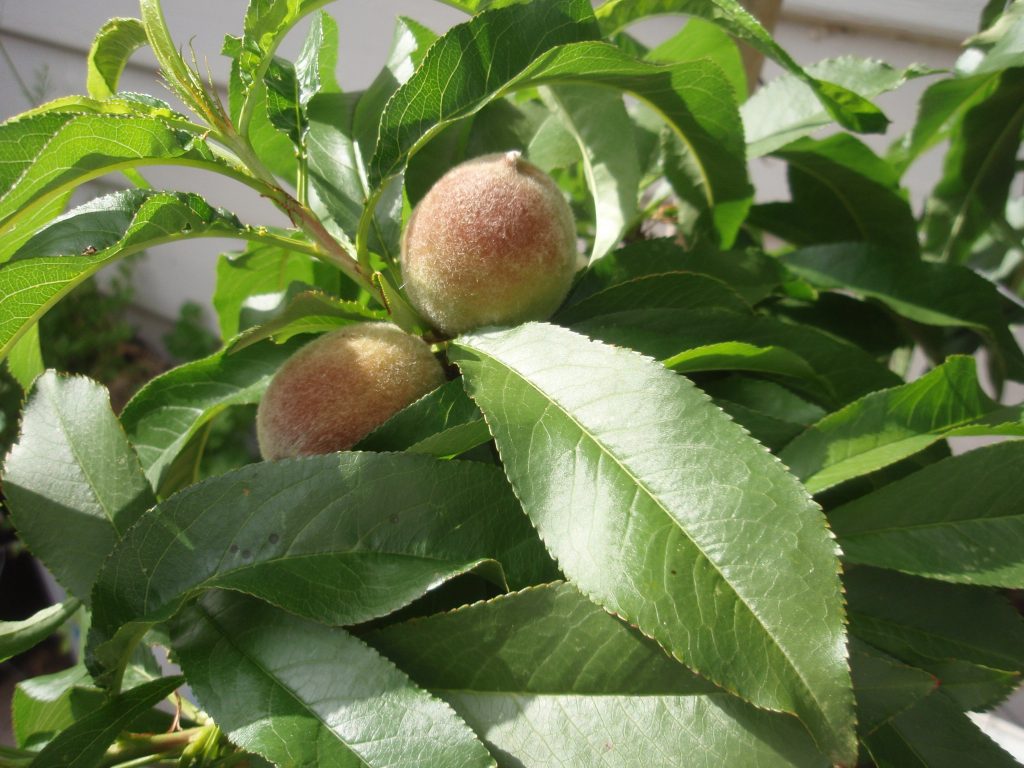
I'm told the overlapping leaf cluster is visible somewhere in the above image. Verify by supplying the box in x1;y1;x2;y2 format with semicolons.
1;1;1024;766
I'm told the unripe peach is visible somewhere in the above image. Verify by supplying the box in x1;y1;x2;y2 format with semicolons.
256;323;445;460
401;151;578;336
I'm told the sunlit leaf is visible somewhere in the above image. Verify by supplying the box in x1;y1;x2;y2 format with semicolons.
369;583;829;767
0;189;249;361
780;356;1024;494
0;599;81;665
173;592;495;768
89;453;554;688
452;323;855;764
4;373;154;602
86;17;148;99
594;0;889;134
831;441;1024;587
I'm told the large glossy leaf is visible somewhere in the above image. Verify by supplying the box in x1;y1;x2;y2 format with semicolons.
594;0;888;134
89;452;554;688
0;111;250;239
752;135;919;255
863;689;1020;767
744;58;932;158
0;599;81;664
29;676;183;768
119;339;302;493
0;189;249;360
541;84;639;261
172;591;494;768
782;243;1024;380
3;373;154;602
779;356;1024;494
924;68;1024;263
369;583;828;767
356;378;490;459
451;323;855;764
831;441;1024;587
86;17;148;99
846;567;1024;710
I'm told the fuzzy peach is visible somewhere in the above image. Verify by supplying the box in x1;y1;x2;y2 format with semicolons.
256;323;445;460
401;151;578;336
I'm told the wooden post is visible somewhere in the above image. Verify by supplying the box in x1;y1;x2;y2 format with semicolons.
740;0;784;93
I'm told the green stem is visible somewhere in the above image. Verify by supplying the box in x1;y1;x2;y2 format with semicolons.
225;129;382;301
297;150;309;208
239;230;324;259
106;754;178;768
103;727;201;763
356;187;385;273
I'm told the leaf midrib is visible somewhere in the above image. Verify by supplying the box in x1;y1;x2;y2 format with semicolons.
465;342;834;727
190;601;373;768
47;382;121;530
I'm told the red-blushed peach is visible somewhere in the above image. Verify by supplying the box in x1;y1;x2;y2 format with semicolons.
401;151;578;336
256;323;445;460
